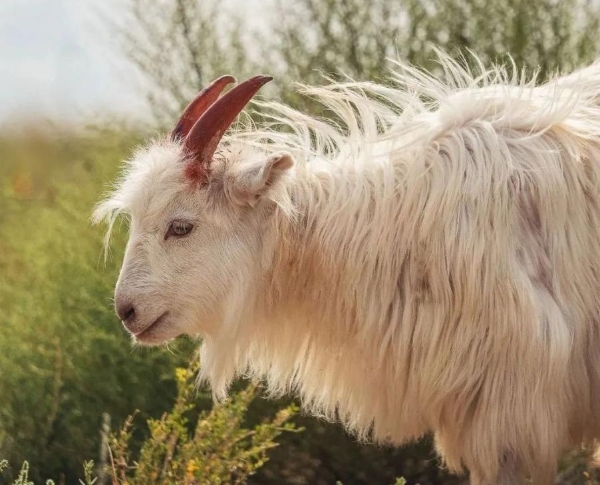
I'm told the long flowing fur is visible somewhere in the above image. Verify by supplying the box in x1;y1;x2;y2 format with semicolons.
98;53;600;483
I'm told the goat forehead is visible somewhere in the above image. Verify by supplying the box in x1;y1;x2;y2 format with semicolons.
124;151;189;220
127;184;189;227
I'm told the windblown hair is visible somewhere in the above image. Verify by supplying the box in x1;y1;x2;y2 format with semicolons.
100;53;600;483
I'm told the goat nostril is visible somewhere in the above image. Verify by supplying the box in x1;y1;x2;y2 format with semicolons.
123;306;136;322
116;301;136;323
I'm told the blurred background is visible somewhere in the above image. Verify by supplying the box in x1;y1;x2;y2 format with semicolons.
2;0;600;483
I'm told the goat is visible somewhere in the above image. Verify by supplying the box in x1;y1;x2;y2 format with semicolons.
94;54;600;484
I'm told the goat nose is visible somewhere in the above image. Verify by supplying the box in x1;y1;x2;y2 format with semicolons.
116;300;136;323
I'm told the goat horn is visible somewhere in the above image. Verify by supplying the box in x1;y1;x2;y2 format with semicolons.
171;75;236;141
184;75;273;175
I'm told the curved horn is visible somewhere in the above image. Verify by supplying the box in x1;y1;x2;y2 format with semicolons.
170;75;236;141
184;75;273;174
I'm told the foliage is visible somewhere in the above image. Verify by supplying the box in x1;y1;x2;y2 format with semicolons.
269;0;600;79
119;0;600;118
80;461;97;485
9;461;35;485
106;364;297;485
1;363;296;485
115;0;251;127
265;0;600;112
556;444;600;484
0;460;95;485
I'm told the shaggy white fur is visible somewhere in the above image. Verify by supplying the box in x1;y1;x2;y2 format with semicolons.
96;53;600;484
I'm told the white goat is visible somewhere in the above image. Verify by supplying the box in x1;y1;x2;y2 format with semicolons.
95;55;600;484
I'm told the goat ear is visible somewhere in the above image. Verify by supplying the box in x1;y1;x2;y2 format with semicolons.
224;151;294;207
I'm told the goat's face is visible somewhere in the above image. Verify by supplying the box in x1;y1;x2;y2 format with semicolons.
96;76;293;345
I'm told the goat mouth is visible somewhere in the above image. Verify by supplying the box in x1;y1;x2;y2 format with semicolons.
133;312;169;341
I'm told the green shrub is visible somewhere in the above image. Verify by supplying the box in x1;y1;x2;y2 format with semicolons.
107;364;298;485
1;363;297;485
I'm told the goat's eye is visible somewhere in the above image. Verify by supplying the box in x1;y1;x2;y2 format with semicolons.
166;220;194;239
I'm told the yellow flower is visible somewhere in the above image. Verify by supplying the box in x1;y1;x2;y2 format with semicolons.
186;459;198;479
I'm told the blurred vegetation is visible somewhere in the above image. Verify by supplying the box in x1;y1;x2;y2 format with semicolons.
112;0;251;127
0;126;191;483
267;0;600;84
2;0;600;483
120;0;600;118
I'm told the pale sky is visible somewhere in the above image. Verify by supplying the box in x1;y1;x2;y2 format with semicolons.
0;0;266;127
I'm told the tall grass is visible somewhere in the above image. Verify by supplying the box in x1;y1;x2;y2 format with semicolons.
0;124;192;482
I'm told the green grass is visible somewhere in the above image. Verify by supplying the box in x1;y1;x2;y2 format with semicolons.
0;124;192;483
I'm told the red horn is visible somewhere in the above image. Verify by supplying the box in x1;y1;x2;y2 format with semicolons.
170;75;236;141
183;75;273;182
